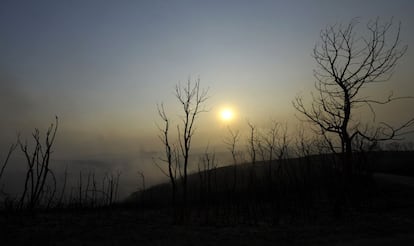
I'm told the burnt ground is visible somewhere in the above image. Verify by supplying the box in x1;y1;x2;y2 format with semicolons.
1;175;414;246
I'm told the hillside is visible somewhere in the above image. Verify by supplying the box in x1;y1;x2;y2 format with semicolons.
127;150;414;205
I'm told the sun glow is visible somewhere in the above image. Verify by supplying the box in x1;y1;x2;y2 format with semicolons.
220;108;234;122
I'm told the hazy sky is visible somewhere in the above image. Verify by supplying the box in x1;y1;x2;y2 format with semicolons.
1;0;414;161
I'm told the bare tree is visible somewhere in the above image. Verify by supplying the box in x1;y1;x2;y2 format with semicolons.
293;18;413;174
0;142;17;183
156;103;178;207
247;121;257;167
137;170;146;204
56;165;68;207
197;146;217;203
18;116;58;209
246;121;258;186
175;78;209;207
294;125;313;158
224;127;240;191
157;78;209;220
262;120;282;183
108;170;122;205
275;123;290;161
0;142;18;207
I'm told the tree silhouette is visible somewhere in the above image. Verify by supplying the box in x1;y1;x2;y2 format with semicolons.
18;116;58;210
224;127;240;192
175;78;209;211
157;78;209;221
0;143;17;184
156;103;178;208
293;18;413;174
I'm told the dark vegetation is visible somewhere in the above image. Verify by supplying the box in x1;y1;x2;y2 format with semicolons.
2;150;414;245
0;117;123;211
131;150;414;224
1;18;414;244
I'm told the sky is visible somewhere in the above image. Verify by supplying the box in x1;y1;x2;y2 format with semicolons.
1;0;414;193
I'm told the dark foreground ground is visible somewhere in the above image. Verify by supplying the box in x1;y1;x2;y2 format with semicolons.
1;175;414;246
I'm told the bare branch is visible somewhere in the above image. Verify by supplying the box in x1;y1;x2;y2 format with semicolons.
294;18;411;173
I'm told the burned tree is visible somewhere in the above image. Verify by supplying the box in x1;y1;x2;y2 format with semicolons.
0;142;17;206
0;143;17;184
157;78;209;219
293;18;413;173
174;78;209;207
18;116;59;209
156;103;178;207
224;127;240;192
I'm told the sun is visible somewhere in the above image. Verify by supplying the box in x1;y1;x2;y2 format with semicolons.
220;108;234;122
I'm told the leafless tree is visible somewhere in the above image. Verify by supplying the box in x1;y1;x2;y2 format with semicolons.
293;18;413;174
175;78;209;206
137;171;146;194
18;116;58;209
263;121;289;181
156;103;178;207
0;143;17;208
0;142;17;183
294;125;313;158
263;121;278;161
197;146;217;203
156;78;208;221
247;121;257;166
246;121;258;187
104;170;121;206
275;123;290;161
137;170;146;204
224;127;240;191
56;165;68;207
